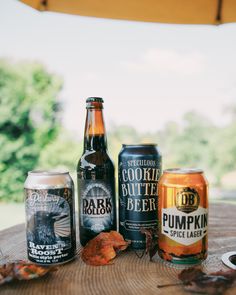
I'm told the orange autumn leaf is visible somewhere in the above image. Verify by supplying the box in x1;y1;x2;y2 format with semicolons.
81;231;129;266
0;261;56;285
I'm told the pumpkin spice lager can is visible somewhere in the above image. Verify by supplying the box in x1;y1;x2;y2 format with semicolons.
24;171;76;265
158;168;208;264
119;144;162;249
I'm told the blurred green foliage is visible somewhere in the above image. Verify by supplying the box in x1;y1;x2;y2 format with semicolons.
0;60;62;201
1;60;236;202
107;111;236;189
37;129;83;184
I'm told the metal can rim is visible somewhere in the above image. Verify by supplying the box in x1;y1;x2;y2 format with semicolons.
28;170;69;176
122;143;158;148
164;168;204;174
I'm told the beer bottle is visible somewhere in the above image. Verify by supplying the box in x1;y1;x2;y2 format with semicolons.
77;97;117;246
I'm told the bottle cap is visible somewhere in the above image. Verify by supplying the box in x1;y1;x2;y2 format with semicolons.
86;97;104;103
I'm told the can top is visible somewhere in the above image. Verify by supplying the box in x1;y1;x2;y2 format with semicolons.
28;170;69;176
25;170;73;189
164;168;204;174
122;143;158;148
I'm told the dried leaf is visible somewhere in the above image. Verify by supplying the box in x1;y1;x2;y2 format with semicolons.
178;267;205;282
81;231;129;266
178;267;236;295
211;269;236;280
140;228;158;261
0;261;56;286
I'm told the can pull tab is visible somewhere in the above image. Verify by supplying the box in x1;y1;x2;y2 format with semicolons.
221;252;236;270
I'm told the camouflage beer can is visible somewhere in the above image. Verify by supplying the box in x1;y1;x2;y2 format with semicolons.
158;168;208;264
24;171;76;265
119;144;162;249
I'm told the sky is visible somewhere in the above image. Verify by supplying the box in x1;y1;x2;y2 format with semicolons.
1;0;236;138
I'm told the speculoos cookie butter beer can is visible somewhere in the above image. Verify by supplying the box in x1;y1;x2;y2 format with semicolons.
119;144;162;249
24;171;76;265
158;168;208;264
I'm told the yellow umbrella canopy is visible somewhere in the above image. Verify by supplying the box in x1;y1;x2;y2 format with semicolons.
20;0;236;25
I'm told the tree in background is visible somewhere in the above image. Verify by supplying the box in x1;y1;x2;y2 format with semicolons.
1;59;236;203
107;113;236;187
37;129;82;182
163;111;216;170
108;125;142;168
0;60;62;201
208;106;236;185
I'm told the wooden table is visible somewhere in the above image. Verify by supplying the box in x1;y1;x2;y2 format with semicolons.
0;203;236;295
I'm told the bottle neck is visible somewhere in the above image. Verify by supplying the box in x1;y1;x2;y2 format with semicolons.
84;107;107;151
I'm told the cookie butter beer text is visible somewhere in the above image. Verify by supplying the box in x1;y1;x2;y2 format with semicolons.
119;144;162;249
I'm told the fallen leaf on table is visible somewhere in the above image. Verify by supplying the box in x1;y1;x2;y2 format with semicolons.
178;267;205;282
0;260;57;286
140;228;158;261
178;267;236;295
81;231;129;266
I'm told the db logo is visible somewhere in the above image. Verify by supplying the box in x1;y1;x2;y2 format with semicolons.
175;188;200;213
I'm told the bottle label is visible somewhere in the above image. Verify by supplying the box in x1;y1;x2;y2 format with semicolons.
25;188;76;264
161;187;208;246
79;180;115;232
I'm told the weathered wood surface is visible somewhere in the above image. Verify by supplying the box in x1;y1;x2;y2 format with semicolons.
0;203;236;295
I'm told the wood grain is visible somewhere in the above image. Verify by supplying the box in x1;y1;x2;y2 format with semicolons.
0;203;236;295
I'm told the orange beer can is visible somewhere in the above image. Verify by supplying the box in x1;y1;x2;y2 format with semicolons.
158;168;208;264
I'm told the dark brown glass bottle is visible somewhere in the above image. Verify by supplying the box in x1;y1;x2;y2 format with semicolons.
77;97;116;246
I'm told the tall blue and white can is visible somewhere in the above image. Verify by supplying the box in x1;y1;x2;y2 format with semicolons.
119;144;162;250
